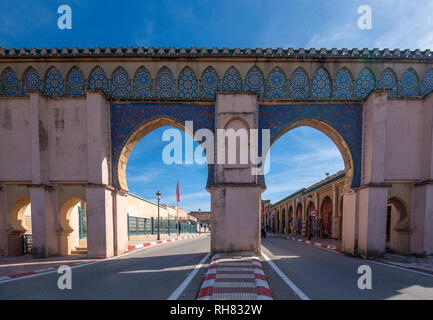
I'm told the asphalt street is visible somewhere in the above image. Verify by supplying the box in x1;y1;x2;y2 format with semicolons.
0;237;210;300
261;236;433;300
1;235;432;300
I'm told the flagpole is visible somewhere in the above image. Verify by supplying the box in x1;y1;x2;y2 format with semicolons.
177;202;179;235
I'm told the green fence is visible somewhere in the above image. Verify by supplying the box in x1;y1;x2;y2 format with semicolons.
127;214;197;236
78;206;87;239
22;234;32;255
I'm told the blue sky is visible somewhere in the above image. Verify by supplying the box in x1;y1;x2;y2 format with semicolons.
1;0;432;49
1;0;430;211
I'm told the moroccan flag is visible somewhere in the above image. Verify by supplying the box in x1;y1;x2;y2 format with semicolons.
176;179;180;203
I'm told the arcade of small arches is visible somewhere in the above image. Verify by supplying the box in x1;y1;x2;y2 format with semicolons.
264;171;412;255
2;64;433;100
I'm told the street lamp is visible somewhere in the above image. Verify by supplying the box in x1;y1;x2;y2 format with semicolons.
198;208;201;235
307;194;312;240
156;190;161;241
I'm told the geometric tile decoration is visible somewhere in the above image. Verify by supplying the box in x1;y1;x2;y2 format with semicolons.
400;68;419;97
66;67;85;96
222;67;242;92
200;66;220;98
259;104;363;188
23;67;42;95
289;68;309;98
0;67;20;96
156;67;176;98
377;68;397;97
355;68;375;98
267;67;287;98
245;66;265;98
110;102;363;190
110;103;215;188
333;68;353;98
311;67;331;98
133;67;154;98
111;67;131;98
44;66;65;97
178;67;198;98
88;66;109;95
421;69;433;97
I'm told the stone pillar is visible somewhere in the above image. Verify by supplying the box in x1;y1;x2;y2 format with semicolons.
412;183;433;255
341;190;357;254
357;185;388;257
84;92;115;258
0;185;7;256
355;91;389;257
113;190;129;256
28;92;58;257
29;186;58;257
85;186;114;258
210;93;263;254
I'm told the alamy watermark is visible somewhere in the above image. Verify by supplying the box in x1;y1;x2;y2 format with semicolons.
357;265;372;290
58;5;72;30
57;265;72;290
357;5;372;30
161;121;271;175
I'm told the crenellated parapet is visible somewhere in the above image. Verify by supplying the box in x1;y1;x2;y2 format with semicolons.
0;47;432;99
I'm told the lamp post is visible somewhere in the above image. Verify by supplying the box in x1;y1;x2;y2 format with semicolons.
156;190;161;241
198;208;201;235
167;208;170;236
307;194;312;240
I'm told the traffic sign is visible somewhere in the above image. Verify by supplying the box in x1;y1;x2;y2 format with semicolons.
310;210;318;218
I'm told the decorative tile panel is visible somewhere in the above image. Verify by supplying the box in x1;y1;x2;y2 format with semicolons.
200;67;219;98
111;67;131;98
44;67;65;97
267;67;287;98
66;67;85;96
333;68;353;98
178;67;198;98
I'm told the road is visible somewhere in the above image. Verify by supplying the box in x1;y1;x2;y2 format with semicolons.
0;237;210;300
261;236;433;300
1;235;433;300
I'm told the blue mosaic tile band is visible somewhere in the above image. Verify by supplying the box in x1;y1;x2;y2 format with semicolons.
110;103;215;189
259;104;363;188
110;103;362;190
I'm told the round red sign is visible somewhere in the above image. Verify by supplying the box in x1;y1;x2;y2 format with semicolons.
310;210;318;218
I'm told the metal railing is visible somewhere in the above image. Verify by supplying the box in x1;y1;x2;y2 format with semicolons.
127;214;197;236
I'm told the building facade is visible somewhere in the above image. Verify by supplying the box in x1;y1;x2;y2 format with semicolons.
0;46;432;257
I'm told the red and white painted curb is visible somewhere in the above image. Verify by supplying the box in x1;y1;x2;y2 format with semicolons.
0;234;208;283
127;234;207;250
197;254;273;300
276;234;342;253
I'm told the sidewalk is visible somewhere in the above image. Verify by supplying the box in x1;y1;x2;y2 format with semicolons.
271;233;433;275
271;232;342;252
371;253;433;274
0;254;90;279
197;254;273;300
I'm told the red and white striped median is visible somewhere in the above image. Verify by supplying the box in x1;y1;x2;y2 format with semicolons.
197;254;273;300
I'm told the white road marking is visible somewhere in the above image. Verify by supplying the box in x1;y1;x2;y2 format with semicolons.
0;236;207;285
261;250;310;300
167;253;210;300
